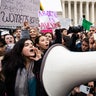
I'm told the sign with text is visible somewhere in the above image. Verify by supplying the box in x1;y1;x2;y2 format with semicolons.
0;0;1;6
0;0;39;27
58;17;71;29
38;10;59;30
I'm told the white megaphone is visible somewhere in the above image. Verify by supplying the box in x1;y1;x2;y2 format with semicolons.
40;44;96;96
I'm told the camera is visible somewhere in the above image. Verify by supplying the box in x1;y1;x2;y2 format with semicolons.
68;25;84;33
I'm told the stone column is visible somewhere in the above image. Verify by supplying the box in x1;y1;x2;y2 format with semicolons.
62;0;65;18
74;1;77;25
91;2;94;24
86;1;89;21
80;1;83;19
68;1;71;19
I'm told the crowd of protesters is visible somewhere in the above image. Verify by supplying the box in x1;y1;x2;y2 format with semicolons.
0;21;96;96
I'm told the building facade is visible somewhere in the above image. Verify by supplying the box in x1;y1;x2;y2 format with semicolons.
59;0;96;25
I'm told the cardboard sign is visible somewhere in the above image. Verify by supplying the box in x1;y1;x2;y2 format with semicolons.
58;17;71;29
39;10;59;30
0;0;39;27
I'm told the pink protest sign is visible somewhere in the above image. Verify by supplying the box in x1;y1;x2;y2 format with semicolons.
41;29;53;34
38;10;59;30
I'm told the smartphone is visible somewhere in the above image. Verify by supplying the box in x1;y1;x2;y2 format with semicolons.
80;85;90;94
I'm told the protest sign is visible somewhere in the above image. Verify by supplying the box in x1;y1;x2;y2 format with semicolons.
0;0;39;27
0;0;1;7
58;17;71;29
39;10;59;30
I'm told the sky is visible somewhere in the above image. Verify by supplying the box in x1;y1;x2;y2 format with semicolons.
40;0;62;11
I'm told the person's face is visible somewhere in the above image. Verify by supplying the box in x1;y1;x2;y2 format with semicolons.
37;36;49;50
15;29;21;37
0;43;6;56
5;35;15;44
45;33;53;42
22;40;35;58
89;27;95;34
62;30;67;36
88;81;94;88
29;29;38;38
81;41;89;51
89;36;94;44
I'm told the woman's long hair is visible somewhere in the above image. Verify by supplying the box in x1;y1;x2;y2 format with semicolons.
2;38;32;70
2;38;32;96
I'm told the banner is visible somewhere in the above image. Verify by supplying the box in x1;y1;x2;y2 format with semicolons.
0;0;40;27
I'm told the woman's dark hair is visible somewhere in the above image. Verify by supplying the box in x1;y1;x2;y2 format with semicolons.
0;38;6;47
63;36;71;49
2;38;32;70
82;37;89;44
34;35;45;46
61;28;67;33
44;32;54;40
2;38;32;96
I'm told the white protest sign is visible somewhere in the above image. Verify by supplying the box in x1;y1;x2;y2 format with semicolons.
58;17;71;29
0;0;39;27
38;10;59;30
0;0;1;7
39;16;49;23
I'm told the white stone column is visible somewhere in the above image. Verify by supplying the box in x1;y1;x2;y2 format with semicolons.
62;1;65;18
80;1;83;19
74;1;77;25
68;1;71;19
91;2;94;24
86;1;89;21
